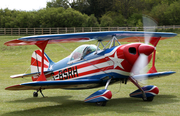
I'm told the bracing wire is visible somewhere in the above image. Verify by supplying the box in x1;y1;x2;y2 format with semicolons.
112;81;122;95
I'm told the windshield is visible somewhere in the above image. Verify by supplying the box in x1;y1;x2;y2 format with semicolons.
70;45;100;61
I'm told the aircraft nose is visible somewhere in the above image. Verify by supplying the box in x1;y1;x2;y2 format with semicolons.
139;44;155;56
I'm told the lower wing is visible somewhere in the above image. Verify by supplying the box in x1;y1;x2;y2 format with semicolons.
5;79;101;90
5;71;175;90
133;71;175;80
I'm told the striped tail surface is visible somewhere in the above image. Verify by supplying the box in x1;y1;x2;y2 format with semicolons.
31;50;53;81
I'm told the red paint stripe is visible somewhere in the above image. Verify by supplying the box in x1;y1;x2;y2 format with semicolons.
31;57;49;68
103;91;112;99
85;95;102;102
78;66;114;77
85;90;112;102
77;57;109;69
149;87;159;94
35;50;49;62
130;87;159;96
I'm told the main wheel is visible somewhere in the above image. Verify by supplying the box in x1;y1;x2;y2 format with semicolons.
33;91;38;97
96;101;107;106
142;96;154;101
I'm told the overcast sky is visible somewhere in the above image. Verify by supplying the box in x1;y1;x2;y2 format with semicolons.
0;0;51;11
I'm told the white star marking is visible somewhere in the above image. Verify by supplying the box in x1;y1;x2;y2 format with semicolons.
109;52;124;69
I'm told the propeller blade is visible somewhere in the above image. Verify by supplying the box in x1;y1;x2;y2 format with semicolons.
131;54;148;75
143;15;157;44
131;44;155;84
131;53;148;84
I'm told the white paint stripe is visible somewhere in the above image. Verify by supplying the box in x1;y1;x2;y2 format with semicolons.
32;52;49;65
31;65;48;73
78;62;110;73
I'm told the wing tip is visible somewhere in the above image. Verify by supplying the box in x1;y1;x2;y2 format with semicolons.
5;84;21;90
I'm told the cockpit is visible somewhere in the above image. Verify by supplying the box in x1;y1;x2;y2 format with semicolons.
69;44;100;61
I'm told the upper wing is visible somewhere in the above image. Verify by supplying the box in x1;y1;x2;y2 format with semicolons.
5;79;101;90
4;31;177;46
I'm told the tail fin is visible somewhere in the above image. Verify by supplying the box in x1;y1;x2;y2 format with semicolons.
31;50;54;81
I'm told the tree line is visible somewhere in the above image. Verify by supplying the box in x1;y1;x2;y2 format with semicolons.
0;0;180;28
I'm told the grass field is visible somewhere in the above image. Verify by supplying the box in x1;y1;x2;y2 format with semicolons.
0;35;180;116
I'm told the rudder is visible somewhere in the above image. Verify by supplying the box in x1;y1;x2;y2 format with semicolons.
31;50;54;81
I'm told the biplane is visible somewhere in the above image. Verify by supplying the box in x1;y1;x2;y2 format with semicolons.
4;31;176;106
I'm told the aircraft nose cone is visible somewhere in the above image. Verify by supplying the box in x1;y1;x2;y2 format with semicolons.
139;44;155;56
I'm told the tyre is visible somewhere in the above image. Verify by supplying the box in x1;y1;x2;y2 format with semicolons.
142;96;154;101
33;91;38;97
96;101;107;106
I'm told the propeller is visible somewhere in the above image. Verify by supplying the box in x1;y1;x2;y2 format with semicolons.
131;44;155;84
131;15;157;84
143;15;158;44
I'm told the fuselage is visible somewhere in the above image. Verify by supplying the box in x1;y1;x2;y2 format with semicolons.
44;43;154;89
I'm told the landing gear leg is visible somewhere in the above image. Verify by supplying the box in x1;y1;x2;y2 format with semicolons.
129;76;147;101
39;89;45;97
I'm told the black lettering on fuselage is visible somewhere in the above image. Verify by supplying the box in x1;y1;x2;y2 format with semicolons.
54;66;79;80
73;66;78;77
63;69;68;80
59;70;63;79
68;67;73;78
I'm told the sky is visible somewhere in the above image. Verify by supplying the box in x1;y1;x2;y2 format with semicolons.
0;0;51;11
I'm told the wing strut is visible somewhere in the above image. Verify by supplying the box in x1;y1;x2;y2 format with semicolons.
109;36;121;48
35;40;49;81
148;37;161;73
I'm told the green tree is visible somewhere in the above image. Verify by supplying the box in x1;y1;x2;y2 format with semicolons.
70;0;90;14
150;3;169;25
100;11;126;27
38;7;65;27
1;8;19;28
100;15;113;27
164;1;180;25
127;13;142;27
38;7;88;27
60;8;88;27
84;14;99;27
47;0;69;9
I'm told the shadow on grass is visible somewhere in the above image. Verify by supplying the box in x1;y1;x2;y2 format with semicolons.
2;94;178;116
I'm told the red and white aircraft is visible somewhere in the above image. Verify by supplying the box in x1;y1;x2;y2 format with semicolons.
4;31;176;106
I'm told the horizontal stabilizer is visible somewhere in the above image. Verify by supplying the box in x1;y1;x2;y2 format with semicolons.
10;71;52;79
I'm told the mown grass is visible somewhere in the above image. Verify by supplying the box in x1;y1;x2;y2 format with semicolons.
0;35;180;116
